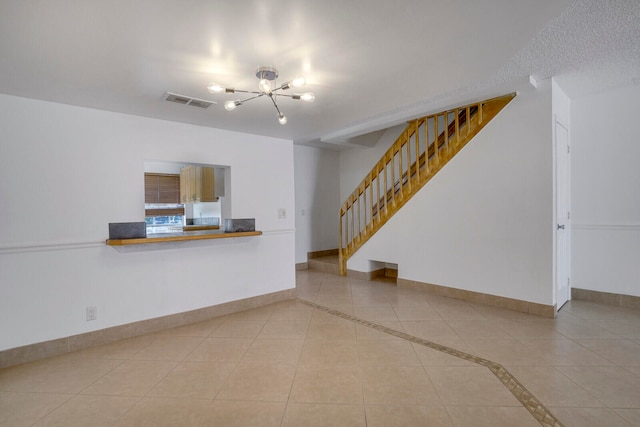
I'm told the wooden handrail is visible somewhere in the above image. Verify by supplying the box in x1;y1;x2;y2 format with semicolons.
338;93;516;275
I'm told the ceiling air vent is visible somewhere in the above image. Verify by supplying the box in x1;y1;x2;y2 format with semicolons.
164;92;216;109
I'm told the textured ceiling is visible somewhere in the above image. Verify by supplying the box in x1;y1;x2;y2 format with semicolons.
0;0;637;146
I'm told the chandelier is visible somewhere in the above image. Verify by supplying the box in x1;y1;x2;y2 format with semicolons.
207;66;315;125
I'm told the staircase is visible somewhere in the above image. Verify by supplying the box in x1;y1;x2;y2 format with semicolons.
338;93;516;275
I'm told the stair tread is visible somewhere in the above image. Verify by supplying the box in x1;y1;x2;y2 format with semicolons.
309;255;339;264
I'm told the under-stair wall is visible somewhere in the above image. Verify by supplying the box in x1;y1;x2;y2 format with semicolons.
341;81;555;307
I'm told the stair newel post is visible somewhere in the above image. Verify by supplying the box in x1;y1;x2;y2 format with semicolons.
478;102;483;124
383;156;389;218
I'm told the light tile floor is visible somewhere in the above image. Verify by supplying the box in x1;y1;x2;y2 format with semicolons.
2;269;640;426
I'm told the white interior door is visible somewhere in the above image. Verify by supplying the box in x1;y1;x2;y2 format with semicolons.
555;120;571;310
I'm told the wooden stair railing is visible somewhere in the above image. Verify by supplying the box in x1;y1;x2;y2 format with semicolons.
338;93;516;275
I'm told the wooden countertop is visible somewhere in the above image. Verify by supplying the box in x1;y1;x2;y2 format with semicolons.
106;230;261;246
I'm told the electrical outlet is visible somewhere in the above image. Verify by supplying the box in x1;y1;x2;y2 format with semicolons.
278;208;286;219
86;306;97;321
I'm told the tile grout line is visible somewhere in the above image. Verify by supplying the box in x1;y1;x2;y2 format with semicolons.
297;298;565;427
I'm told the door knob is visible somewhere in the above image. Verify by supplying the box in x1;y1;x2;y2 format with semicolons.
557;224;565;230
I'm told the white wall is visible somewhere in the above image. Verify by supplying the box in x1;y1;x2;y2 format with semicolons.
345;82;555;305
293;145;340;263
339;125;405;202
0;94;295;351
571;84;640;297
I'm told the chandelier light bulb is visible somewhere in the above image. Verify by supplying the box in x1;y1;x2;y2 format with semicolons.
278;113;287;125
258;78;272;94
300;92;315;102
225;100;239;111
207;83;224;93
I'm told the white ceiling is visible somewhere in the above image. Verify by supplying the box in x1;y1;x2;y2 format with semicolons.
0;0;638;147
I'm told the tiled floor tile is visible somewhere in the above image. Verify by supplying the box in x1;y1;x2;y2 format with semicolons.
113;397;213;427
624;365;640;376
615;409;640;425
553;316;622;339
315;294;354;307
282;403;365;427
207;400;285;427
577;338;640;366
496;319;567;340
241;338;304;364
445;406;542;427
357;339;421;366
353;305;399;321
33;395;139;427
391;304;442;320
267;301;314;321
361;365;441;405
290;365;362;404
72;335;156;360
0;392;71;427
550;407;633;427
306;319;357;340
0;357;121;394
185;337;252;363
401;320;460;341
257;319;310;339
445;319;513;340
557;366;640;408
80;360;176;396
216;361;296;402
429;300;484;320
208;320;265;339
130;336;204;361
351;293;391;306
426;366;521;406
148;361;234;399
518;339;613;367
298;339;359;366
595;319;640;339
365;405;454;426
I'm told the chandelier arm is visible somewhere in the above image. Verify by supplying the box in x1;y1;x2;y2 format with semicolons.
235;93;266;103
268;94;283;116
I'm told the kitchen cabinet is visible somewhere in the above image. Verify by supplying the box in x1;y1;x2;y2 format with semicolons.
180;166;216;203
